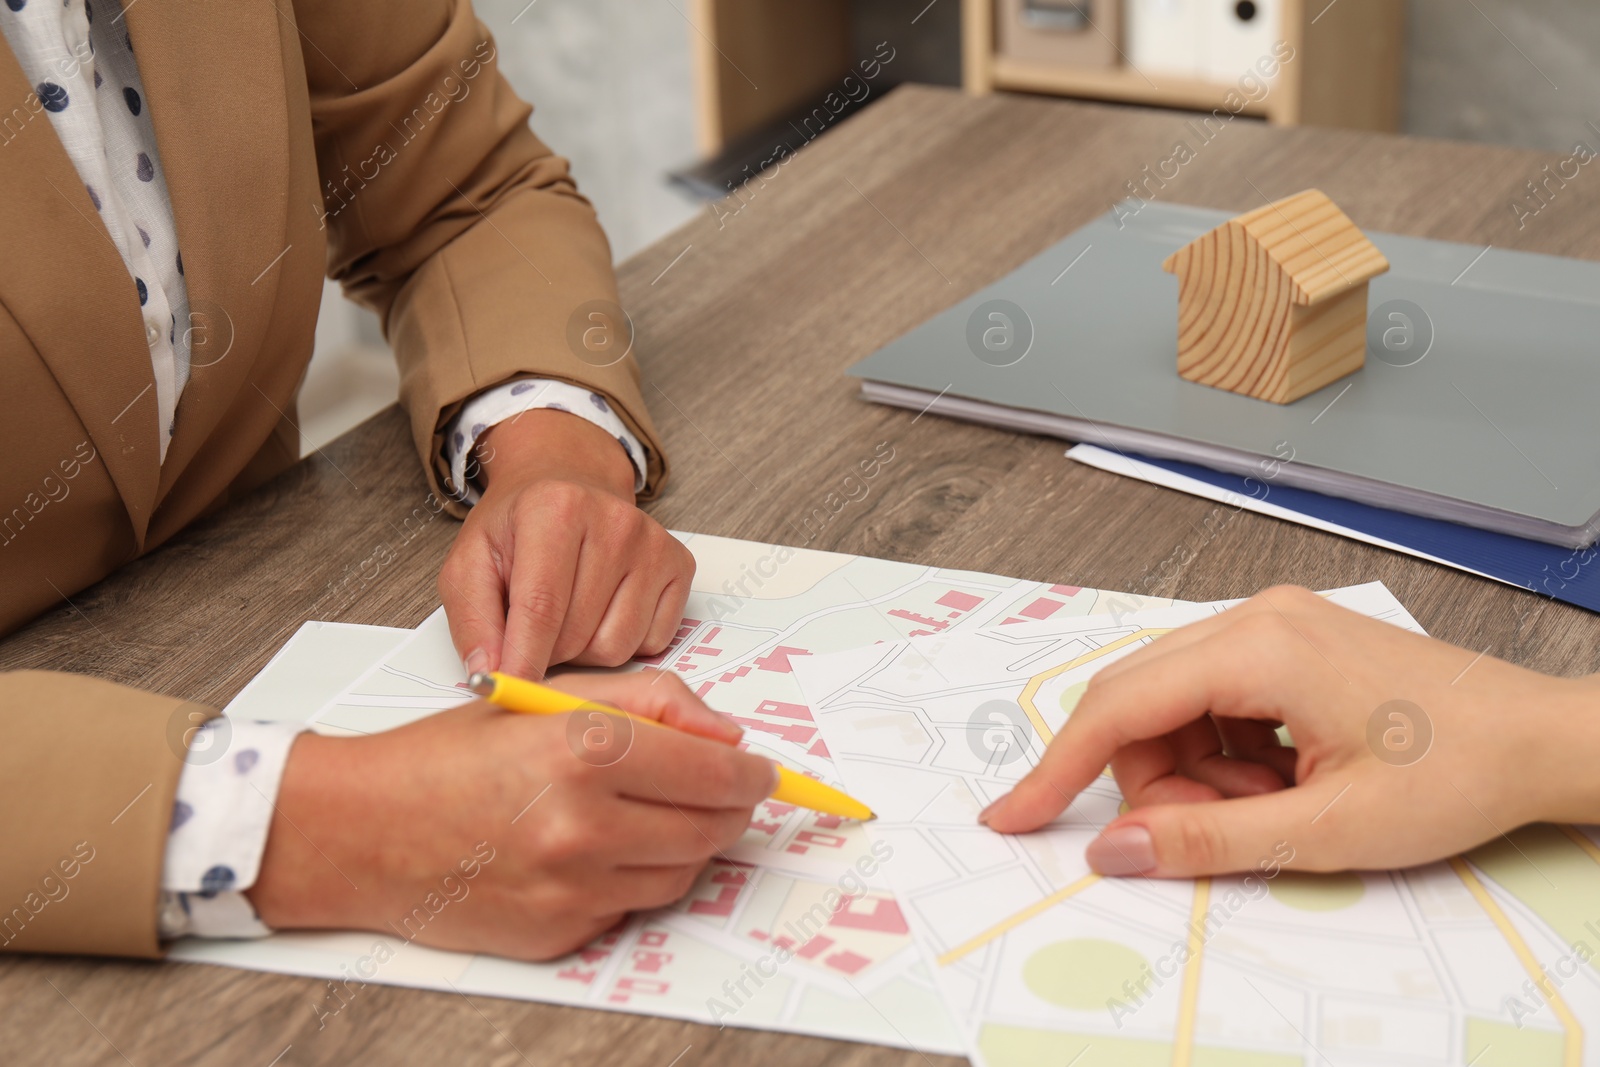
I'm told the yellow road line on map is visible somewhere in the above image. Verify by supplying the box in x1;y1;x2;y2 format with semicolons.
1171;877;1211;1067
1016;629;1173;744
1450;857;1582;1067
1560;825;1600;865
936;874;1102;966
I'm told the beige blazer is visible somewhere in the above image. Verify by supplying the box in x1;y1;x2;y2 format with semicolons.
0;0;667;957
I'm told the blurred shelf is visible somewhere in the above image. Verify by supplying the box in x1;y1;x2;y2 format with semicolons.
686;0;1404;166
987;56;1276;119
966;0;1405;131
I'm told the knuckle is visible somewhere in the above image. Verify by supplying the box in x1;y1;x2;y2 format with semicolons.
548;637;586;669
603;506;650;553
1082;664;1117;700
635;668;690;702
512;586;567;634
653;669;692;697
1233;609;1297;654
673;538;696;577
533;807;594;864
1073;674;1121;736
528;480;589;522
1171;814;1228;871
547;639;585;671
612;495;647;525
656;668;694;700
1258;584;1319;611
638;629;672;657
636;505;664;531
582;633;637;668
546;750;590;787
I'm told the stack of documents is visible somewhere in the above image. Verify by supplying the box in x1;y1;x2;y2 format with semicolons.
191;532;1600;1063
1068;444;1600;613
850;200;1600;550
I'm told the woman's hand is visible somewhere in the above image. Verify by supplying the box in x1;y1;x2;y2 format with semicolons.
437;409;694;680
982;585;1600;878
246;671;775;960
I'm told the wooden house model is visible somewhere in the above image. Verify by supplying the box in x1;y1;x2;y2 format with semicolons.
1162;189;1390;404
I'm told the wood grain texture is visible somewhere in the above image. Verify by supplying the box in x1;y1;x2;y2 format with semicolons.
1164;188;1388;402
4;86;1600;1066
1232;189;1389;304
961;0;994;94
1292;0;1407;131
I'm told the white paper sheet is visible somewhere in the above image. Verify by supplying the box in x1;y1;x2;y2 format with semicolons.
1066;443;1507;587
222;620;411;723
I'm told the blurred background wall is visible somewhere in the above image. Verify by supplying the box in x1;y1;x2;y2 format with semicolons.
299;0;1600;454
1407;0;1600;149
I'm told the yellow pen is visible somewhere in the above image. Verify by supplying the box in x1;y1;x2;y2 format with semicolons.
468;671;875;822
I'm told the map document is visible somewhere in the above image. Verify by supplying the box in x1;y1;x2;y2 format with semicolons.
174;532;1172;1050
796;585;1600;1067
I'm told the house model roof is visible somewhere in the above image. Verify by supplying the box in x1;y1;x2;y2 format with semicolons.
1162;188;1390;306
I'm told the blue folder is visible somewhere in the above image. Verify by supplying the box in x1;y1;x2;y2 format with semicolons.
1129;454;1600;614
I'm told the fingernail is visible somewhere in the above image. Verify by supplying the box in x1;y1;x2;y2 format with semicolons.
464;649;488;677
1087;825;1157;876
978;797;1006;826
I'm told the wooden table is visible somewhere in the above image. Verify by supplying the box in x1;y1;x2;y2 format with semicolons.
4;85;1599;1066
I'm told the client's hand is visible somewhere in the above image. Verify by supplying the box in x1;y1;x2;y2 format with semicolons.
438;408;694;679
982;585;1600;877
246;672;774;960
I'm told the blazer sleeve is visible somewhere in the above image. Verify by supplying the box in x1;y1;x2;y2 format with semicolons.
0;671;214;957
292;0;668;512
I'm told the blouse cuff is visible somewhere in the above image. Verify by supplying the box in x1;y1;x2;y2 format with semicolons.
439;378;649;506
158;719;307;940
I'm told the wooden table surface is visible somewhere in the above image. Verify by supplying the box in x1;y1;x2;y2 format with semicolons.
5;84;1600;1066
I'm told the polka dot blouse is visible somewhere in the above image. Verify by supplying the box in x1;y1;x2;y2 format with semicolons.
1;0;191;460
2;0;647;940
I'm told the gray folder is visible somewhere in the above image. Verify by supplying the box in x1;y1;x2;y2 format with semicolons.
849;201;1600;547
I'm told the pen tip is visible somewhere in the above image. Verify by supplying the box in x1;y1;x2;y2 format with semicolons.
468;671;494;696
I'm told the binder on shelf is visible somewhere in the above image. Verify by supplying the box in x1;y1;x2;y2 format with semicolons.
1199;0;1282;83
1127;0;1202;79
1127;0;1283;85
996;0;1124;70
